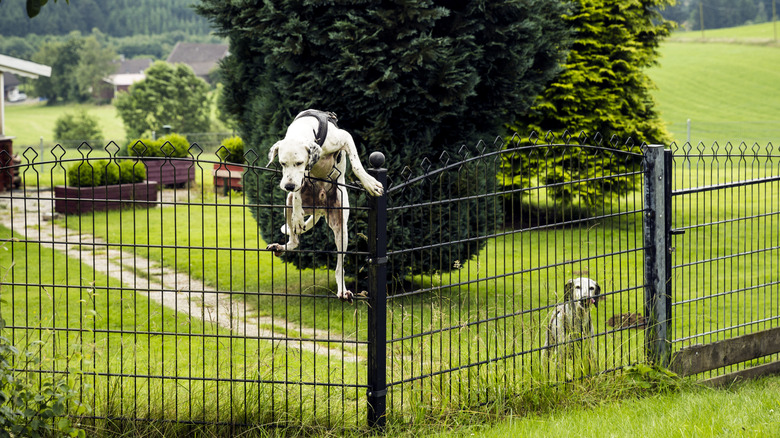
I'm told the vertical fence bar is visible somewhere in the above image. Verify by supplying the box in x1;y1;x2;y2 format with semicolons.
366;151;388;429
644;145;673;367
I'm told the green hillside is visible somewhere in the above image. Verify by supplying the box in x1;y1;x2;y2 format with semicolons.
648;39;780;146
671;21;780;42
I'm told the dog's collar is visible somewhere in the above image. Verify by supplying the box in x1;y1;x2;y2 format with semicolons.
294;109;339;147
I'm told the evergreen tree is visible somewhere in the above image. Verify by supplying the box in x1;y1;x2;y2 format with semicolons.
504;0;673;209
197;1;571;278
114;61;211;140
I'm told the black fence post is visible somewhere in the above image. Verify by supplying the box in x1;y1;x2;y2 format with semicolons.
643;145;673;367
366;151;388;429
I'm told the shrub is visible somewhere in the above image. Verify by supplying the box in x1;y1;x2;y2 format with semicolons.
127;134;190;158
119;160;146;183
104;160;121;185
157;133;190;158
67;160;106;187
127;138;163;157
216;136;244;164
53;108;104;148
0;318;88;438
114;61;211;139
67;160;146;187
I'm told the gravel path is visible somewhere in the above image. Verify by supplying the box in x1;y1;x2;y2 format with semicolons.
0;188;358;362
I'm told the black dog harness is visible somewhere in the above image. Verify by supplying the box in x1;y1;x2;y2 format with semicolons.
294;109;339;147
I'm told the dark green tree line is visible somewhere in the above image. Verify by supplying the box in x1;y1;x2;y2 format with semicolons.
0;0;211;36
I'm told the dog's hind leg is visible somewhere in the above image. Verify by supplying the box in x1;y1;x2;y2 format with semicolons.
326;186;352;302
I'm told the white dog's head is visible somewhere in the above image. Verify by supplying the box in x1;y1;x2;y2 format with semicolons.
267;139;322;192
563;277;601;308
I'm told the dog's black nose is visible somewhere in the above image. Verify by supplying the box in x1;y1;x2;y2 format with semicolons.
284;183;296;192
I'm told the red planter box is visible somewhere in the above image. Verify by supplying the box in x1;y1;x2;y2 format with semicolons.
54;181;159;215
142;159;195;187
213;163;244;191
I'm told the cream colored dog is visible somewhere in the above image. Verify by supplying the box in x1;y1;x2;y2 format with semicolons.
544;277;602;357
266;110;384;302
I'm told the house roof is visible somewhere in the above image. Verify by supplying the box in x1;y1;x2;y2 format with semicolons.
166;42;229;78
114;58;153;75
0;54;51;78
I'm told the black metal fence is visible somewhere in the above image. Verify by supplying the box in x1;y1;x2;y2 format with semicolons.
0;136;777;432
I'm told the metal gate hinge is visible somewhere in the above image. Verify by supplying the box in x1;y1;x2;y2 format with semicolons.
367;388;388;398
368;257;387;265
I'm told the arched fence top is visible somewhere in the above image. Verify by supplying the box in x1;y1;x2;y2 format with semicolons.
388;132;647;194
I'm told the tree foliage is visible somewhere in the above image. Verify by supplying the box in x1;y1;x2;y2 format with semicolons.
31;32;117;104
0;0;210;36
197;0;572;277
504;0;673;210
114;61;211;140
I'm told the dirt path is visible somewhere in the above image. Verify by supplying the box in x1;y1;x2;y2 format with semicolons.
0;188;359;362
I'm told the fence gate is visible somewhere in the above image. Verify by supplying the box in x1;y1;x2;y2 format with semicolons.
664;142;780;385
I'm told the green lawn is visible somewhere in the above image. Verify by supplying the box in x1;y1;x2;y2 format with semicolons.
3;102;126;148
648;42;780;146
670;21;780;41
427;375;780;438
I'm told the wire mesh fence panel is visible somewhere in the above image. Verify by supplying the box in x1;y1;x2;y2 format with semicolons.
381;134;648;421
3;136;778;430
0;144;368;431
670;141;780;378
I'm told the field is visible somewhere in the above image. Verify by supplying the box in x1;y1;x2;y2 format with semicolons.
3;101;126;148
648;40;780;146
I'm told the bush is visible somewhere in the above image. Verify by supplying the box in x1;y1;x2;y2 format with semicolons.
127;138;162;157
119;160;146;183
157;133;190;158
127;134;190;158
67;160;106;187
114;61;211;139
216;136;244;163
67;159;146;187
0;318;88;438
53;108;103;148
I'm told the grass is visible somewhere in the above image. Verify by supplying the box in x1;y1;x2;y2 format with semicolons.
671;21;780;42
648;41;780;146
3;102;126;148
0;223;368;429
427;375;780;438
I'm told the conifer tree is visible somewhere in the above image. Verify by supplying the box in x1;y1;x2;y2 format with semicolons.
197;0;571;277
504;0;673;209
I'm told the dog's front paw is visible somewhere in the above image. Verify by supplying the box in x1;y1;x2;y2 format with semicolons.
363;176;384;197
290;214;306;234
266;243;285;257
337;289;354;303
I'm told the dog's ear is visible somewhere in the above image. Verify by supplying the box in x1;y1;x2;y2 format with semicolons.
307;141;322;168
563;279;574;301
267;142;279;166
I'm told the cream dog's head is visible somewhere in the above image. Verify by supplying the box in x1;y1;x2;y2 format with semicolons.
267;139;322;192
563;277;601;309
